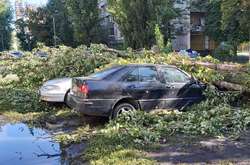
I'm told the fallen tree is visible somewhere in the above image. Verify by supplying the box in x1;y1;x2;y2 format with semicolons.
214;81;244;91
194;62;248;72
101;47;249;72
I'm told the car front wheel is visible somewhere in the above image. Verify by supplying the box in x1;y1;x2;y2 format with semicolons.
113;103;136;119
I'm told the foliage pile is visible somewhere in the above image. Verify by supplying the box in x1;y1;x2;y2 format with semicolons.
0;88;52;113
102;53;224;83
0;44;117;89
1;44;248;117
0;45;225;90
0;45;248;117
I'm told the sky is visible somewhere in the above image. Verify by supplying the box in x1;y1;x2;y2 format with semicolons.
10;0;48;7
22;0;48;6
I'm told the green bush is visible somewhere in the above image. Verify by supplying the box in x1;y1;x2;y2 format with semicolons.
213;42;235;60
154;24;165;51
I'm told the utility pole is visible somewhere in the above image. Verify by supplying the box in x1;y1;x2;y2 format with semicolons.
1;34;4;51
53;16;56;47
0;30;4;51
249;31;250;63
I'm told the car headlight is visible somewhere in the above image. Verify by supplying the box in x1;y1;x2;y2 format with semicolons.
42;85;61;91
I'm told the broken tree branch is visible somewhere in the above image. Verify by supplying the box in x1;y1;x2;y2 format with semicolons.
101;48;127;57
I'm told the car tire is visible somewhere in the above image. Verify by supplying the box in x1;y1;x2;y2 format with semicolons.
64;90;71;108
112;103;136;119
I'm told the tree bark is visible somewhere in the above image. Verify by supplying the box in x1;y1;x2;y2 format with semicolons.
214;81;244;91
232;44;238;56
194;62;246;72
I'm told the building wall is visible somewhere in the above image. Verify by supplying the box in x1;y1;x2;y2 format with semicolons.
15;0;24;20
171;0;191;51
98;0;123;45
190;12;217;52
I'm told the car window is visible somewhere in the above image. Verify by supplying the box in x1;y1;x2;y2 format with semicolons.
89;66;122;79
124;68;139;82
139;66;158;82
161;67;190;83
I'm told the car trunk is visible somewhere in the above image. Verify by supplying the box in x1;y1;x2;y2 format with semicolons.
71;77;100;98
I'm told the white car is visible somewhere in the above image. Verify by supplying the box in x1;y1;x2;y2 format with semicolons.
39;78;72;103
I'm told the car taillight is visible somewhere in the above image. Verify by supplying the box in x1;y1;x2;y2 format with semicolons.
80;84;89;94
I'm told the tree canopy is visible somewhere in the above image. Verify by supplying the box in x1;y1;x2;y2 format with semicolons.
205;0;250;55
16;0;105;50
221;0;250;53
107;0;177;49
0;0;12;51
65;0;104;45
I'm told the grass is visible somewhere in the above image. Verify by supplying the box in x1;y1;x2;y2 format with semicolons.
91;149;156;165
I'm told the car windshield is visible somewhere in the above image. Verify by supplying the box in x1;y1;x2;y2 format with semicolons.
88;66;122;79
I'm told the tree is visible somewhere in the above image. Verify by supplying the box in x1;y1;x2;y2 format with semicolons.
107;0;177;49
46;0;75;46
205;0;225;43
26;7;53;46
15;18;36;51
65;0;103;45
16;0;75;50
0;0;12;51
204;0;250;56
221;0;250;55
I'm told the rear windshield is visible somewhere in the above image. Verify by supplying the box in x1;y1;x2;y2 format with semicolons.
88;66;123;79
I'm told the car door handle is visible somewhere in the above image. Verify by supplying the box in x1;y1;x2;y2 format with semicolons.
165;84;175;89
127;85;136;89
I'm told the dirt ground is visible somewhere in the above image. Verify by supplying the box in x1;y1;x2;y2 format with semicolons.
148;132;250;165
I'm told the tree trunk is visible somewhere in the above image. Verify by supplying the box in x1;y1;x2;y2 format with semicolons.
232;44;238;56
214;81;244;91
193;62;246;72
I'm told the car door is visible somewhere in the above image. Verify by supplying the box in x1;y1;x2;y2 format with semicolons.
136;66;167;111
159;67;202;109
122;66;167;111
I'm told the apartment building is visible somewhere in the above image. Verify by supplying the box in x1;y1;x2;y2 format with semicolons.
15;0;25;20
15;0;38;21
190;5;217;54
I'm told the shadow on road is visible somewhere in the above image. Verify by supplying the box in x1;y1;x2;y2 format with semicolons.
148;131;250;164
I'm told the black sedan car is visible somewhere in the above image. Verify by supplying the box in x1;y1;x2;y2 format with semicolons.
67;64;206;118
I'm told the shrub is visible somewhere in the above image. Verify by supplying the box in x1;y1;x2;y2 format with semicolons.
154;24;165;51
213;42;234;60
